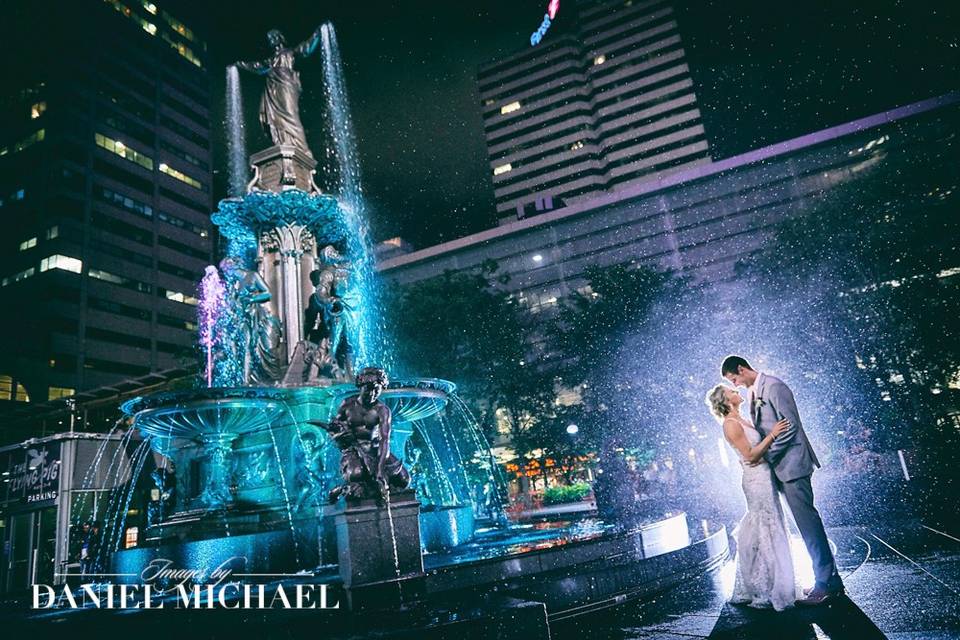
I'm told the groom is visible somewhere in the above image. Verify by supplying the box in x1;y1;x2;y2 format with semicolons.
721;355;844;605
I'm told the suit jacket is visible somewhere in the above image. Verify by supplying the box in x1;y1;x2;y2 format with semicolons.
752;373;821;482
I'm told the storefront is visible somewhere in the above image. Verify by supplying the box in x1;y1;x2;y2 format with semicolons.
0;433;127;594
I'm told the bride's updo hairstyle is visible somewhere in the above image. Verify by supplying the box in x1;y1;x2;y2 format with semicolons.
705;385;732;420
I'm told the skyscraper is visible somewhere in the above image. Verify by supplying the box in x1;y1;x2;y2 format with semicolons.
478;0;711;223
0;1;213;408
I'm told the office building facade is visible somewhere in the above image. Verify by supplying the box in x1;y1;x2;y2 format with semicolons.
383;95;959;322
0;1;213;408
478;0;712;223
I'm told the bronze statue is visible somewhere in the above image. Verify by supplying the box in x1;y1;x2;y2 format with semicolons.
309;368;410;503
236;27;323;157
307;245;359;379
219;256;284;384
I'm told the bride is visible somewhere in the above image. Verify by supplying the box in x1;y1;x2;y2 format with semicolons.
706;385;797;611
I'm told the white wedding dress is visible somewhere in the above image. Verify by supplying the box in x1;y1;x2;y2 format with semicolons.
729;420;797;611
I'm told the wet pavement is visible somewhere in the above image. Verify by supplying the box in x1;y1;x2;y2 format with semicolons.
552;521;960;639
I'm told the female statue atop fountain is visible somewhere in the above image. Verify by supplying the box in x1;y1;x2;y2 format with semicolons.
310;367;410;503
235;27;323;157
219;256;284;384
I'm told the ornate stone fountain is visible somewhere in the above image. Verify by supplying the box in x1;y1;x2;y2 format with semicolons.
113;27;482;607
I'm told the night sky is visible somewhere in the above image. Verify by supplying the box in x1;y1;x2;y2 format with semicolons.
67;1;960;247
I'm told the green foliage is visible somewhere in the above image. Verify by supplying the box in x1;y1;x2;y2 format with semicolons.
382;260;554;442
542;481;592;506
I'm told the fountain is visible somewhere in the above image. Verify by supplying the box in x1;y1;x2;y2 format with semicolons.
60;23;729;635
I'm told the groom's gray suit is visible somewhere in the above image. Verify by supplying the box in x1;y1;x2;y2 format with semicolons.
752;372;842;592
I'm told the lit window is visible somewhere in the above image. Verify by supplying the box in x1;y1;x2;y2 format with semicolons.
12;189;25;200
500;101;521;115
165;290;198;306
594;55;606;66
124;526;139;548
89;269;125;285
162;11;196;42
142;21;157;36
31;102;47;119
95;133;154;171
46;226;59;240
1;267;35;287
0;376;30;402
19;237;37;251
493;163;512;176
160;32;202;67
141;1;157;14
48;386;75;400
40;254;83;274
159;163;204;190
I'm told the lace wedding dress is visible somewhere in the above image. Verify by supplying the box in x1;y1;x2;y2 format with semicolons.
730;420;797;611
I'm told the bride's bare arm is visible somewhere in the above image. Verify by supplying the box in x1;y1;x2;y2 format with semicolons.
723;418;790;464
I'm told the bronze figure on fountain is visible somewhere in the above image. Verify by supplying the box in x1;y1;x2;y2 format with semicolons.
309;367;410;504
236;27;323;158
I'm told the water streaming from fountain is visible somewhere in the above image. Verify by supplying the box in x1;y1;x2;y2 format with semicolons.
226;65;248;197
319;22;388;370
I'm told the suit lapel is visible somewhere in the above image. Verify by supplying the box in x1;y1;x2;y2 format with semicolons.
752;374;766;426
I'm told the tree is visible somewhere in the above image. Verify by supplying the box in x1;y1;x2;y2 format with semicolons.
383;260;555;445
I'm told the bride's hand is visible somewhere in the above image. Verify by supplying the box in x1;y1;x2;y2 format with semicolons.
771;419;791;438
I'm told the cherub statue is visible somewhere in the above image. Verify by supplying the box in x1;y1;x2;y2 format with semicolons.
309;367;410;503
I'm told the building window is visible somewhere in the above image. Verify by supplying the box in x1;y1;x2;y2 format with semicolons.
159;163;205;191
19;237;37;251
141;0;157;14
48;386;75;400
162;11;196;42
1;267;36;287
46;226;59;240
0;375;30;402
40;254;83;274
500;101;522;115
95;133;154;171
594;55;606;66
104;0;157;36
160;32;202;67
89;268;152;293
493;163;513;176
124;526;139;549
163;289;199;306
96;185;153;219
31;101;47;119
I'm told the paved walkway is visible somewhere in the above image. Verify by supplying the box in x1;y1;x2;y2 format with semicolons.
552;521;960;639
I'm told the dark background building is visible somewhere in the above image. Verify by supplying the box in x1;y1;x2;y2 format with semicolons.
479;1;712;224
0;1;213;413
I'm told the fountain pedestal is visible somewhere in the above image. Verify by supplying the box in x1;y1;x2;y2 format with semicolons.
249;144;319;194
328;489;425;610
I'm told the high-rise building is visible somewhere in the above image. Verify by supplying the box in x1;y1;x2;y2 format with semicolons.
0;1;213;409
478;0;711;223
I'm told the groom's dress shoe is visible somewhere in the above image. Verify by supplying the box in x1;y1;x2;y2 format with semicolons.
796;587;844;606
